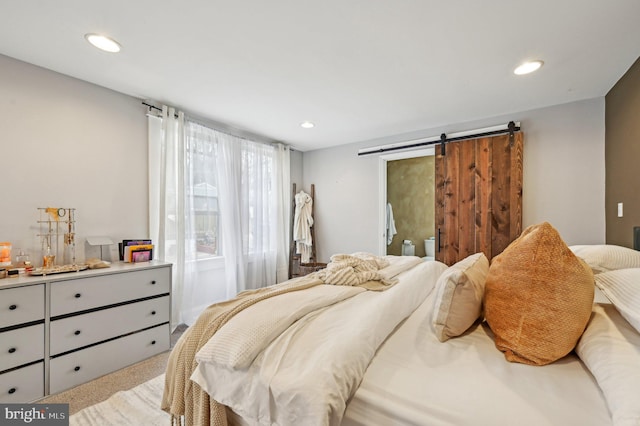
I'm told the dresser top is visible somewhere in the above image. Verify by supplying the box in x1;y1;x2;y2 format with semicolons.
0;261;172;290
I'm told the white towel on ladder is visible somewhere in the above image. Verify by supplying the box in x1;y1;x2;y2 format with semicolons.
386;202;397;245
294;190;314;263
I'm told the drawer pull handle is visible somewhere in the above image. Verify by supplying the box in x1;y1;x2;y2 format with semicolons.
74;330;81;336
74;366;81;372
74;293;82;298
151;310;157;315
8;388;16;394
9;304;17;310
151;340;156;345
8;348;16;354
151;280;157;285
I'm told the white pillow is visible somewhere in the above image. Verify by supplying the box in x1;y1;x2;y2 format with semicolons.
570;244;640;274
576;304;640;426
595;268;640;334
432;252;488;342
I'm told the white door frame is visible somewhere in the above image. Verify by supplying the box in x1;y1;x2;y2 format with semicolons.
377;147;436;255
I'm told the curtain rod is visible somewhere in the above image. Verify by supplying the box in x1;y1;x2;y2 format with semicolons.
143;102;179;118
142;101;286;148
143;102;162;112
357;121;520;156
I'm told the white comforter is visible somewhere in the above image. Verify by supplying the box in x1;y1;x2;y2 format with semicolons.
192;259;447;426
342;287;614;426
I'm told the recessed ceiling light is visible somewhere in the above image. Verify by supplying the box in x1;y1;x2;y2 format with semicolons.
85;34;121;53
300;121;315;129
514;60;543;75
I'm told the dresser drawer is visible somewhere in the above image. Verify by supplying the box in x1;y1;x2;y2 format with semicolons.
50;267;171;316
50;296;170;356
0;285;45;329
0;324;44;372
49;324;169;394
0;362;44;403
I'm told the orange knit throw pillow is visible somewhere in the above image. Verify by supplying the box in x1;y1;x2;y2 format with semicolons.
483;222;594;366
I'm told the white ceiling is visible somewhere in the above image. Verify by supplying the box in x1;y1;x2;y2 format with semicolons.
1;1;639;151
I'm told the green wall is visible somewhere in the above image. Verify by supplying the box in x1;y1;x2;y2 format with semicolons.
386;156;435;256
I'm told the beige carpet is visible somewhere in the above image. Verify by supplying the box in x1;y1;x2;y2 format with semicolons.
40;324;187;415
69;374;168;425
40;351;170;416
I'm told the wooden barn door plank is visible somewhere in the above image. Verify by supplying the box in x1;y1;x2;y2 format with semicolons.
475;137;493;260
443;142;460;265
509;132;524;241
434;148;446;263
491;134;514;258
458;139;477;260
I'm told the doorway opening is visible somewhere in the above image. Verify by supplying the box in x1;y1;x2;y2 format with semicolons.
378;148;435;256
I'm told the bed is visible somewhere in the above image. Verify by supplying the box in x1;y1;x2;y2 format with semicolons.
162;223;640;426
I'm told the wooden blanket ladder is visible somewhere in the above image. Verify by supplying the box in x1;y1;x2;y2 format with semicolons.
289;183;324;278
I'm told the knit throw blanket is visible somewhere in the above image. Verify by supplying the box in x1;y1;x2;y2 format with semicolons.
161;275;323;426
315;252;397;287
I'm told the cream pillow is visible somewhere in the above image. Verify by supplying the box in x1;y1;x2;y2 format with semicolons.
569;244;640;274
576;304;640;426
484;222;594;366
432;252;489;342
595;268;640;334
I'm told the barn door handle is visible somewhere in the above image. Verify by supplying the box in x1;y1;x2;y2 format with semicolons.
437;228;441;252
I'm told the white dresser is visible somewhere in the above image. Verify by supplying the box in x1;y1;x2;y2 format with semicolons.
0;262;171;402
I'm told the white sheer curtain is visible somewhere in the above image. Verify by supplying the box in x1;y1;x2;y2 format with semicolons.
206;126;290;296
149;107;199;327
149;107;290;327
274;144;291;283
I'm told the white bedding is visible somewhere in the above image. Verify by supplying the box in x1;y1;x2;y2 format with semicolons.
342;284;613;426
576;303;640;426
192;259;447;426
186;254;629;426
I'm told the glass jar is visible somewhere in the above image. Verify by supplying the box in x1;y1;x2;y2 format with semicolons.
0;242;11;266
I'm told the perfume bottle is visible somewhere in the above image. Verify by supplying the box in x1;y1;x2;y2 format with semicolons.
43;246;55;268
15;249;33;274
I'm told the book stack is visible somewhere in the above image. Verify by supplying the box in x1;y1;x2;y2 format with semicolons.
119;239;153;263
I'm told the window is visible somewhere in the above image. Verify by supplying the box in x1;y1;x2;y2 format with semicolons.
192;182;219;256
150;108;290;325
186;126;220;257
241;144;276;255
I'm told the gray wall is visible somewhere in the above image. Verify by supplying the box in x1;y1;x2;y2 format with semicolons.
605;57;640;247
302;140;381;261
304;98;606;262
0;54;148;263
290;149;304;194
0;52;608;268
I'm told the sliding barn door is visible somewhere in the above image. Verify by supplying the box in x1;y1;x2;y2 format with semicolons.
435;132;523;265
